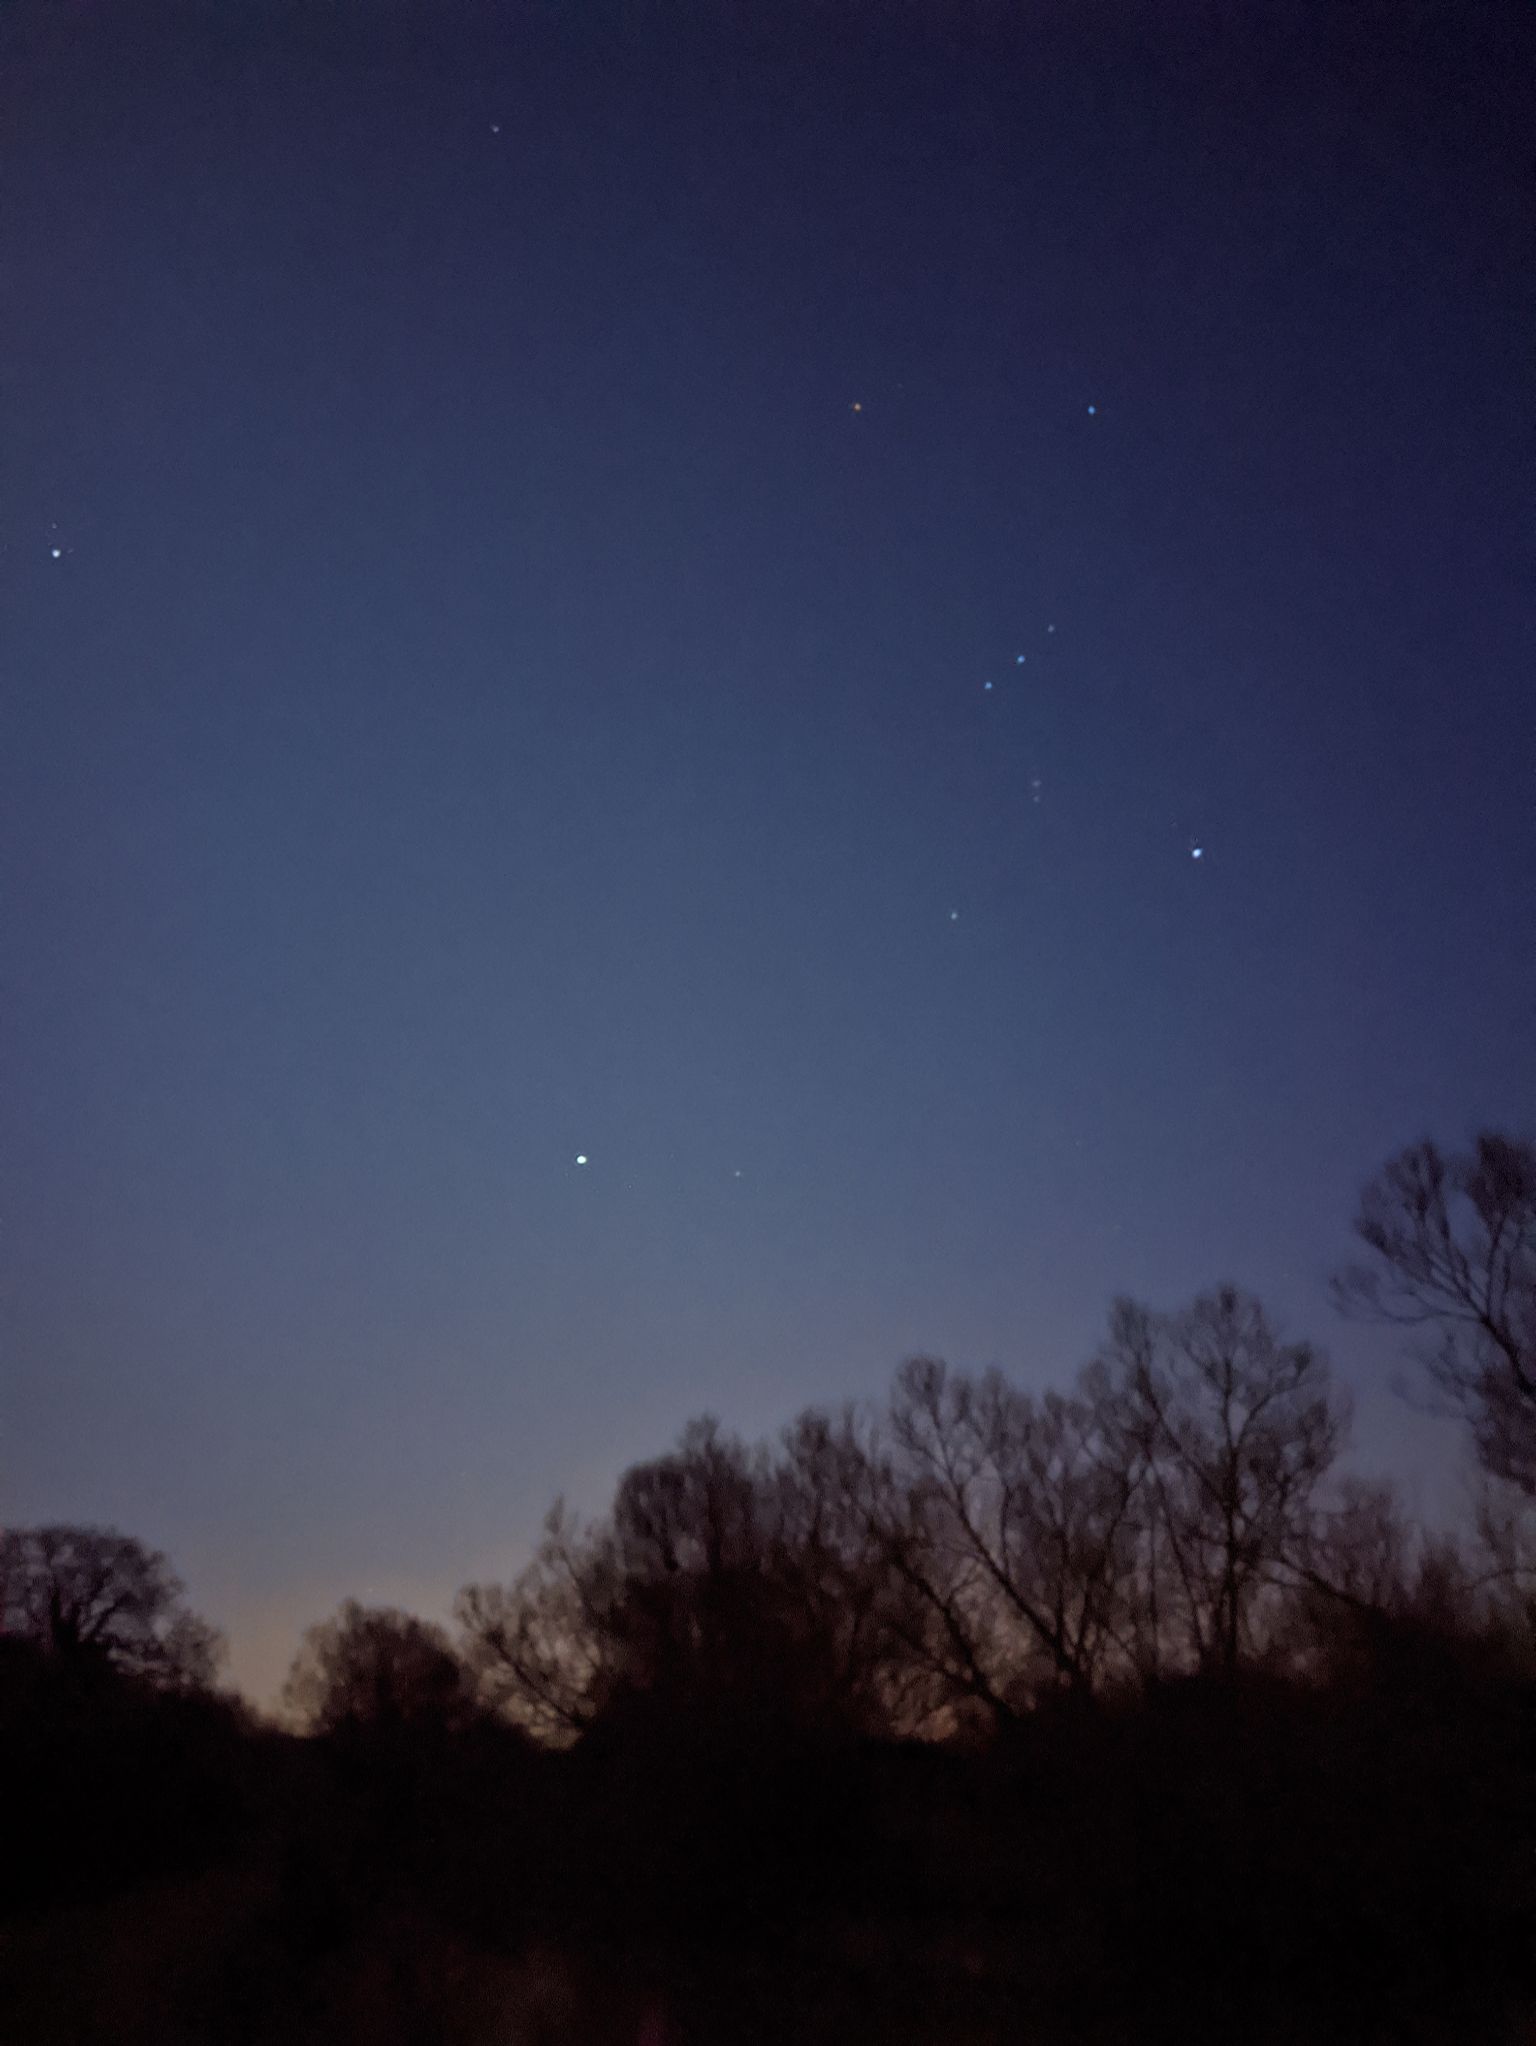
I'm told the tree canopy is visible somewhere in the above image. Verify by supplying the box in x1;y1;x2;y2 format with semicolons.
0;1524;223;1690
1334;1131;1536;1495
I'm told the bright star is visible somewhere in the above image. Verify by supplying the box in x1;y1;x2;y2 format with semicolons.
575;1154;588;1165
1190;846;1204;861
1087;404;1097;415
1015;654;1025;664
50;547;62;559
984;681;993;691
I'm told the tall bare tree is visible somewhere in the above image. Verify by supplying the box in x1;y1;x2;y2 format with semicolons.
772;1403;946;1735
456;1503;620;1745
600;1417;793;1715
459;1414;907;1742
1100;1287;1347;1678
872;1354;1146;1713
1333;1132;1536;1496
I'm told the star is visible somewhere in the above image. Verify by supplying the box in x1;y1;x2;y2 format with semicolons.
490;123;501;134
50;547;62;559
984;681;993;691
1087;403;1097;415
850;401;863;413
574;1153;588;1165
1015;654;1026;664
1046;624;1056;634
1190;846;1204;861
948;909;960;922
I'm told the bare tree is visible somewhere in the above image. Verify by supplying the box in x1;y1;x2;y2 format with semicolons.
1333;1132;1536;1496
871;1354;1145;1715
459;1419;782;1741
1100;1288;1347;1678
457;1418;833;1739
1302;1477;1415;1611
457;1502;621;1745
459;1410;940;1744
459;1295;1340;1738
622;1416;923;1732
0;1524;223;1689
1267;1476;1414;1678
810;1392;1021;1735
283;1600;478;1737
772;1404;944;1735
1461;1478;1536;1652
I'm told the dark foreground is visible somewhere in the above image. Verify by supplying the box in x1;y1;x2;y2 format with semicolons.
2;1640;1532;2045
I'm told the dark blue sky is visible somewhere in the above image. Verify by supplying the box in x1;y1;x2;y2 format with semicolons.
7;0;1533;1702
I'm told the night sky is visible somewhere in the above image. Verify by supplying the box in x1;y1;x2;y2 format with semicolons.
7;0;1534;1705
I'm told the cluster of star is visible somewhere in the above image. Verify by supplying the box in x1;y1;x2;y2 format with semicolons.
847;390;1207;926
942;596;1206;934
968;616;1064;854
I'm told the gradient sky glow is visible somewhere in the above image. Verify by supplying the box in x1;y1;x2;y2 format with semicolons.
6;0;1534;1705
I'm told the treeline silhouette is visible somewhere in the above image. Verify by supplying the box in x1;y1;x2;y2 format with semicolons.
3;1132;1534;2044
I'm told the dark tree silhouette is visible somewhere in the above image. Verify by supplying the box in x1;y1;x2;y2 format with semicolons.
1099;1286;1348;1678
0;1523;223;1689
771;1402;942;1733
1270;1475;1502;1684
461;1294;1352;1741
460;1414;912;1743
1333;1132;1536;1496
7;1281;1535;2045
283;1599;479;1736
872;1355;1144;1713
456;1501;619;1745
